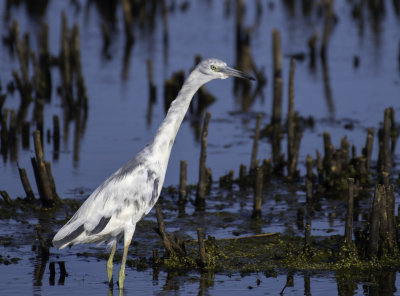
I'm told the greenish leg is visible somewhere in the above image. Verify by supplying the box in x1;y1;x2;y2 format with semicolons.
118;228;134;290
107;241;117;286
118;241;130;289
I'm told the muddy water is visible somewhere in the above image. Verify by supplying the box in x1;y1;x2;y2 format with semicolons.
1;1;400;295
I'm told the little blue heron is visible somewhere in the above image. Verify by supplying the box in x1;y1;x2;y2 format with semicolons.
52;58;254;289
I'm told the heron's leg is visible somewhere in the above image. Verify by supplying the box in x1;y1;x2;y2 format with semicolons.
118;226;135;289
107;241;117;285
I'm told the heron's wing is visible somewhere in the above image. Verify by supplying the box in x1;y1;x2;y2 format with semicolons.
53;157;161;249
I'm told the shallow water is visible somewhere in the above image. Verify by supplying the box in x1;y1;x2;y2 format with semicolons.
1;1;399;198
2;250;398;296
1;0;400;295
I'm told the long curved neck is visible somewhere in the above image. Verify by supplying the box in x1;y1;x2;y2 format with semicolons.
150;70;210;160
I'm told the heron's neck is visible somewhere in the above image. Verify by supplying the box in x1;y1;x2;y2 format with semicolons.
150;71;209;160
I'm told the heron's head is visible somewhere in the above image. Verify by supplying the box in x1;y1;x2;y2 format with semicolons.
197;58;255;81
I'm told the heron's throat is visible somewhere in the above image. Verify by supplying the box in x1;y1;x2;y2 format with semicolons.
151;71;207;158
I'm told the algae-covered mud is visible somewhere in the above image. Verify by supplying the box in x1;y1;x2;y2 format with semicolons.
1;0;400;295
1;179;400;295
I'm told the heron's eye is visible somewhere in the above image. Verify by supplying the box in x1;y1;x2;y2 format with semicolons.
210;65;217;71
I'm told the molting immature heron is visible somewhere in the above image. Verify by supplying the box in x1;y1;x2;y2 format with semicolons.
52;58;254;289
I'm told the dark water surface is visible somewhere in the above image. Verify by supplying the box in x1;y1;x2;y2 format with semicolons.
1;1;400;295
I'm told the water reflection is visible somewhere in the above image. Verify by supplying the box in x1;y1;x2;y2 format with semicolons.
321;55;335;120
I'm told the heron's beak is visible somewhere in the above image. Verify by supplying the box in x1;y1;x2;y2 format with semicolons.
221;66;255;81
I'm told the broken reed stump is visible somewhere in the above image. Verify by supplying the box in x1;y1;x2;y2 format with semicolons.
287;58;296;170
316;150;324;184
389;107;398;154
58;12;89;115
34;98;44;137
18;167;35;201
287;59;302;181
305;155;315;182
322;132;334;178
250;113;262;171
196;111;211;211
271;29;282;126
178;160;187;217
32;130;59;207
344;178;355;244
252;166;263;219
0;191;12;204
219;170;234;189
363;128;374;173
378;108;392;182
179;160;187;204
367;184;397;258
197;228;207;268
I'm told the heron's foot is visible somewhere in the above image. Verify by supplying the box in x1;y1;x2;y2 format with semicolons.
118;267;126;289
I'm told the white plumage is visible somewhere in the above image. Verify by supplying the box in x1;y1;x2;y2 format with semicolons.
52;58;254;289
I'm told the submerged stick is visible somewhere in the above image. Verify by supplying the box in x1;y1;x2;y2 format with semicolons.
155;204;174;254
188;232;279;243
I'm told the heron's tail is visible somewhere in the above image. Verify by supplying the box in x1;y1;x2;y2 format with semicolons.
52;219;85;249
